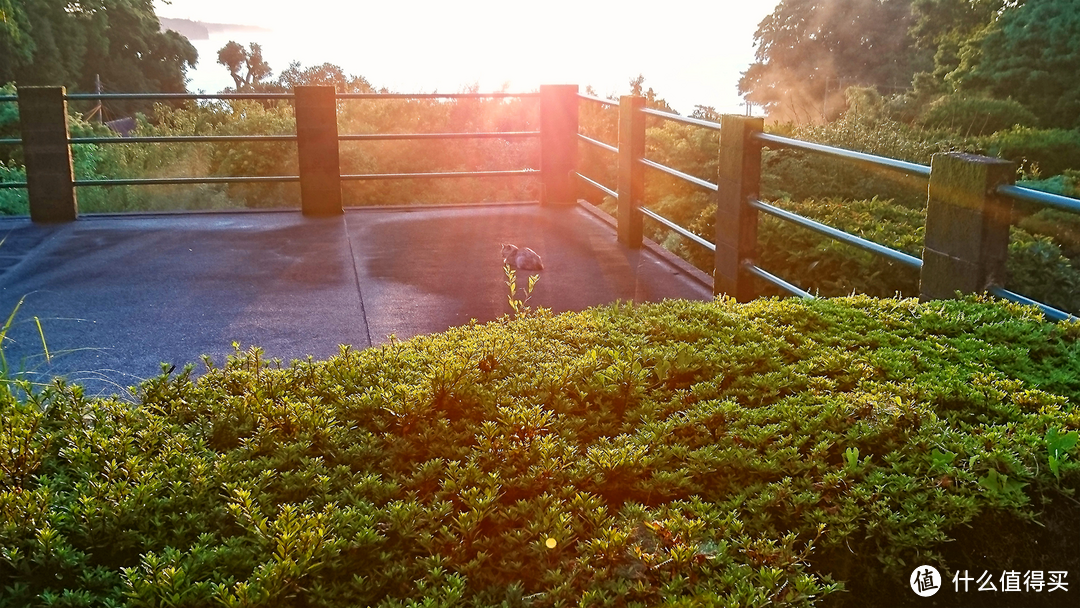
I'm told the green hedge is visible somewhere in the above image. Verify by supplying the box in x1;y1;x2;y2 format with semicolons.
1;297;1078;607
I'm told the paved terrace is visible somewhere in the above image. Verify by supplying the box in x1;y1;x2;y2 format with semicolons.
0;202;711;395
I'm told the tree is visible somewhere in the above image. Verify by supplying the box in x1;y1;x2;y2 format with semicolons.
949;0;1080;129
739;0;931;122
276;61;375;93
217;41;272;91
0;1;196;94
909;0;1022;82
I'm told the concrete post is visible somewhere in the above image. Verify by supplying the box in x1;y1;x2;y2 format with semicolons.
715;115;763;300
617;95;645;247
920;152;1016;300
18;87;77;222
295;85;342;216
539;84;579;205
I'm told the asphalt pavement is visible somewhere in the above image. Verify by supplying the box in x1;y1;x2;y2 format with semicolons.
0;202;711;396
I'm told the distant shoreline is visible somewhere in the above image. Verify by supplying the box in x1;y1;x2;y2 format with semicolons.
159;17;271;41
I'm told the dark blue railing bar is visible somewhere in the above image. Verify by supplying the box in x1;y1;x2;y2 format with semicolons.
744;262;816;299
70;135;297;144
997;184;1080;214
0;182;27;189
577;93;618;107
337;92;538;99
0;95;16;102
638;206;716;252
66;93;294;101
341;169;538;181
639;158;719;192
74;176;300;187
754;133;932;178
749;199;923;269
575;172;618;199
640;108;722;131
988;286;1075;322
340;131;538;141
577;133;618;154
0;139;20;145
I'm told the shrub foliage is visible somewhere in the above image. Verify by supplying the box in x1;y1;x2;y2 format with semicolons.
1;297;1078;607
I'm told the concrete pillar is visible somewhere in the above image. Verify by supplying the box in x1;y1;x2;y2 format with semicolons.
920;152;1016;300
617;95;645;247
539;84;579;205
18;87;77;223
295;86;342;216
715;115;763;300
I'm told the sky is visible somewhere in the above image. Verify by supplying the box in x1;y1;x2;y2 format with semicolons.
153;1;775;115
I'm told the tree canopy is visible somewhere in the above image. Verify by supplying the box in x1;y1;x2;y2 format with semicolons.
949;0;1080;129
0;0;196;94
739;0;930;122
216;40;272;91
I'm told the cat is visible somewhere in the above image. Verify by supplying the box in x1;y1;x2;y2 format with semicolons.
501;243;544;270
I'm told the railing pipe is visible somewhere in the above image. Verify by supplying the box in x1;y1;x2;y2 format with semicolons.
639;158;718;192
640;107;722;131
71;135;297;144
577;93;618;107
337;92;538;99
744;262;815;299
755;132;931;178
66;93;294;101
340;132;538;141
997;184;1080;214
639;207;714;252
73;176;299;187
988;286;1076;322
749;199;923;269
575;172;617;199
341;170;538;181
577;133;618;154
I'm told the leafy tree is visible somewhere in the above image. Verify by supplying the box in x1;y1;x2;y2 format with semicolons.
276;61;375;93
217;40;272;91
0;1;195;95
909;0;1022;82
949;0;1080;129
739;0;931;122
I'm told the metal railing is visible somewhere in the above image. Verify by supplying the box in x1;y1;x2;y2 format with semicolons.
0;87;549;212
587;94;1078;321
